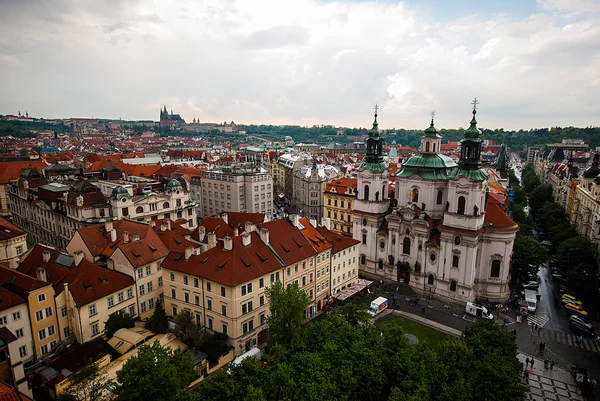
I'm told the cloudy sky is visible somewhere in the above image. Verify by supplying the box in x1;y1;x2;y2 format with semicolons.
0;0;598;130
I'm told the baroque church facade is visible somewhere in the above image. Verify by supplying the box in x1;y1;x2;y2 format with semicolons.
353;105;518;303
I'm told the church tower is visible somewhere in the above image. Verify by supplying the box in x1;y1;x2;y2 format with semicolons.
353;106;390;275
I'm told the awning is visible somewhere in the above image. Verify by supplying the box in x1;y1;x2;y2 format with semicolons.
334;279;373;301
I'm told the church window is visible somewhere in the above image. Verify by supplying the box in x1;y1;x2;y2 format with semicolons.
426;142;430;152
402;238;411;255
473;205;479;216
454;236;461;246
163;202;170;209
378;260;383;270
360;255;366;265
427;274;434;285
452;255;459;268
382;185;386;198
375;191;380;201
433;143;436;152
430;253;436;262
380;241;385;250
362;234;367;245
136;206;144;214
457;196;466;215
362;218;367;226
436;190;443;205
412;188;419;203
363;185;370;201
491;260;501;278
450;280;457;292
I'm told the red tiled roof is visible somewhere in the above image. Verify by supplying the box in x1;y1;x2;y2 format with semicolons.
17;244;134;306
0;326;17;344
0;380;31;401
0;217;25;240
298;217;332;253
484;201;519;231
324;177;357;195
257;219;316;265
74;220;169;267
225;212;266;232
153;222;198;252
0;287;25;312
162;231;284;286
315;224;359;254
0;160;49;184
192;217;234;243
0;264;49;299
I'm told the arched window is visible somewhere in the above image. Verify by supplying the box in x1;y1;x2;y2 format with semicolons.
375;191;380;201
436;190;443;205
433;143;436;152
362;218;367;226
473;205;479;216
427;274;434;285
360;255;366;265
426;142;430;152
491;260;501;277
163;202;170;209
402;237;411;255
136;206;144;214
450;280;457;292
363;185;370;201
380;240;385;250
412;188;419;203
382;185;386;198
378;260;383;270
457;196;466;215
99;209;105;217
430;253;436;262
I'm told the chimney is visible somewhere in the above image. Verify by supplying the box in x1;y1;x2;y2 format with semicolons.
244;221;255;233
198;226;206;242
184;247;194;260
110;229;117;242
36;267;47;282
149;220;156;227
309;218;317;228
207;232;217;249
105;221;114;232
73;250;84;266
224;235;233;251
241;232;251;246
259;228;269;245
289;214;299;228
321;217;331;230
42;250;51;263
233;227;239;237
166;219;171;230
221;213;228;224
132;234;140;242
161;223;168;232
123;231;130;244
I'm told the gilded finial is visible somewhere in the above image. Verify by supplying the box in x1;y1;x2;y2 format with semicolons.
430;110;436;126
471;98;479;114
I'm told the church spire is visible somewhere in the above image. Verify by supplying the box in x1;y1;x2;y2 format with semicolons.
358;105;386;171
457;99;483;169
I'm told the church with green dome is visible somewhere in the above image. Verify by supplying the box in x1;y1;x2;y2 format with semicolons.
354;102;518;304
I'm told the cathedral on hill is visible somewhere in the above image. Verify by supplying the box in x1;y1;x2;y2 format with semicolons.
353;103;518;303
159;105;185;125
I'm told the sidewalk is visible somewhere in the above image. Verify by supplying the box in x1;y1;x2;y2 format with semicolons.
518;353;584;401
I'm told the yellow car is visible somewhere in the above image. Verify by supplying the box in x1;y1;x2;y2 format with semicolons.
565;302;588;316
561;294;583;306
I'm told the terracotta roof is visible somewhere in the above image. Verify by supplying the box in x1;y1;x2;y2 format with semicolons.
324;177;357;195
315;225;360;254
192;217;234;243
0;380;31;401
0;264;49;299
257;219;316;265
0;217;25;240
484;201;519;231
298;217;332;253
0;160;49;184
0;326;17;344
73;220;169;267
162;231;284;286
225;212;266;232
0;287;25;312
17;244;134;306
153;224;198;253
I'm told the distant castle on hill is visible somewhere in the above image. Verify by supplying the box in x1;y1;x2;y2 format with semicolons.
159;105;185;125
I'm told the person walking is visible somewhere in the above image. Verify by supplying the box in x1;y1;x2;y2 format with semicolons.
526;357;530;367
550;360;555;371
530;358;534;369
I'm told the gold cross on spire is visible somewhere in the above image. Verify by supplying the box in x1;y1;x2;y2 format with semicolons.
471;98;479;110
374;104;379;116
430;110;436;119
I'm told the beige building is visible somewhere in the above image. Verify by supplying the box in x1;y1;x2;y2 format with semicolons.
277;152;312;199
0;159;49;217
323;177;357;236
0;217;27;268
0;265;59;359
17;244;137;344
292;161;339;219
67;220;169;318
570;157;600;255
197;164;273;219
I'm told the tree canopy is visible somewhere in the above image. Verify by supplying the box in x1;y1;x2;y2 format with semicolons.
103;310;135;339
511;233;547;283
265;281;310;348
144;301;169;334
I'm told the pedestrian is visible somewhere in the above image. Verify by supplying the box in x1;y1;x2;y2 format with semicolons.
523;369;530;384
525;357;530;367
579;335;583;344
592;379;597;393
544;358;549;369
550;360;555;371
530;358;534;369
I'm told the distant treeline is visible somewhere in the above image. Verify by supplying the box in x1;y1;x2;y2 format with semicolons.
0;120;71;138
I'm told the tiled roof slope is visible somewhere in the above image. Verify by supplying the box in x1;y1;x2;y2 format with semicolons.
257;219;316;265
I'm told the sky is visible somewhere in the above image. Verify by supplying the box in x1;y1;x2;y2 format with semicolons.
0;0;599;130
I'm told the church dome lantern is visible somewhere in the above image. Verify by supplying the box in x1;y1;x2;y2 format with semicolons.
166;178;184;193
111;185;131;201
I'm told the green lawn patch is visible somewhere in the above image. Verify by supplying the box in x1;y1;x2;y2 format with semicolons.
377;317;451;349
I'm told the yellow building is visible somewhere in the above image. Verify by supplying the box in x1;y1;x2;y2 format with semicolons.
0;217;27;268
324;177;357;236
297;217;332;311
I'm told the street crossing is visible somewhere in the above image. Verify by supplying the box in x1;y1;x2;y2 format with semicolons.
537;328;600;353
525;311;550;328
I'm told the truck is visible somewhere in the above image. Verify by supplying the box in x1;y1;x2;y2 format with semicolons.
229;347;262;374
465;302;494;320
524;289;537;313
368;297;388;317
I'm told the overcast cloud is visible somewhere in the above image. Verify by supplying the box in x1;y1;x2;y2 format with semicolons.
0;0;598;130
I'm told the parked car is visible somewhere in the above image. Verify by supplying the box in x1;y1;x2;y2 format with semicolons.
561;294;583;305
559;285;575;295
570;316;596;337
565;302;588;316
570;315;593;329
562;298;583;307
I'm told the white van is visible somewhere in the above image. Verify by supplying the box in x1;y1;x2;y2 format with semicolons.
465;302;494;320
230;347;262;372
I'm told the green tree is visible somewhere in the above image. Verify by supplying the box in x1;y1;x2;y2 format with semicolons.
58;359;112;401
145;301;169;334
528;184;553;212
18;148;28;156
265;281;310;348
103;310;135;339
201;332;231;362
555;236;595;271
341;302;371;327
511;233;547;283
115;342;195;401
171;310;205;349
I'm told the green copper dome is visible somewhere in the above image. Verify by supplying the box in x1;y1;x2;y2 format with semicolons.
396;154;457;180
423;118;441;138
111;186;130;200
166;178;183;192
